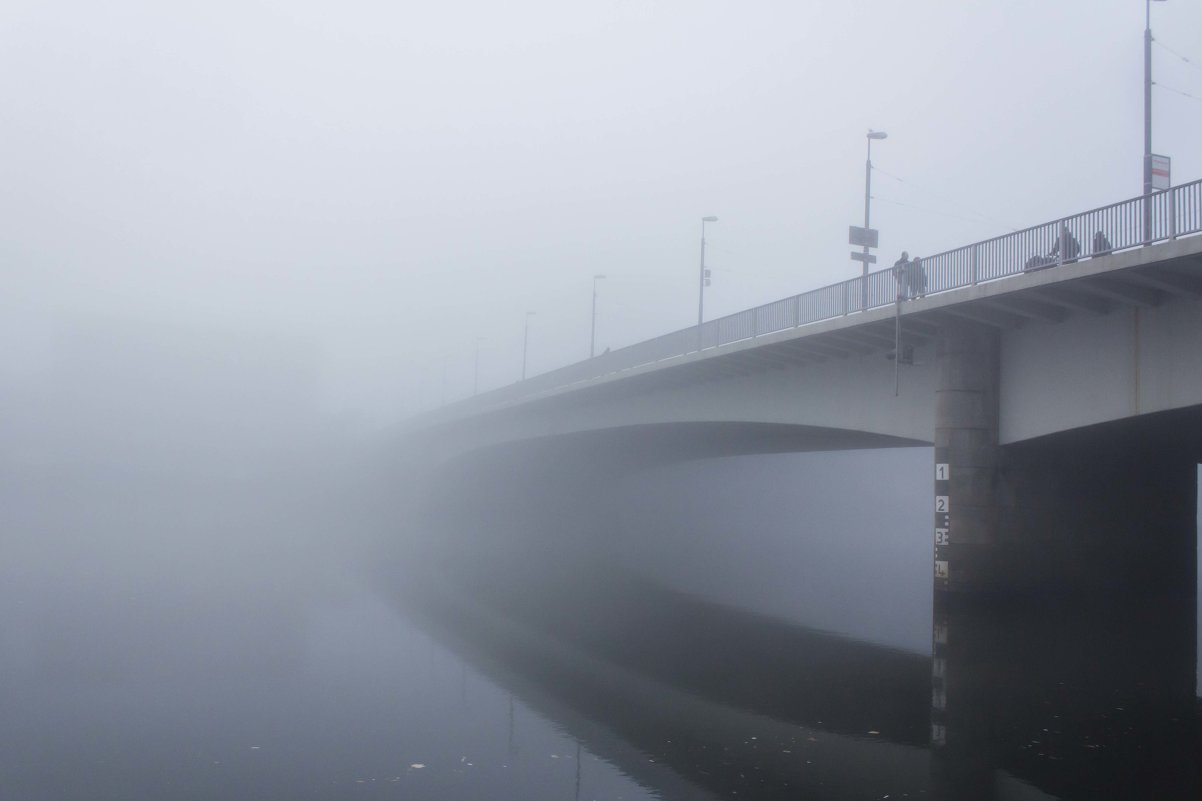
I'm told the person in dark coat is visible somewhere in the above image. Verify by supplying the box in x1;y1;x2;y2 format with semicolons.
1049;224;1080;263
892;251;910;300
908;256;926;298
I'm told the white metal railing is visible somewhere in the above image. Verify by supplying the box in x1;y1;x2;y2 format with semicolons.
472;179;1202;408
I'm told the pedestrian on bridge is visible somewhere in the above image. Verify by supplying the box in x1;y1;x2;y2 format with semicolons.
892;251;910;301
908;256;926;299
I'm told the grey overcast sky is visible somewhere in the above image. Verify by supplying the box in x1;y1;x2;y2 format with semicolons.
3;0;1200;425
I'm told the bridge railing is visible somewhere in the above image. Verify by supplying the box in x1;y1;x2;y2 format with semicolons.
465;179;1202;409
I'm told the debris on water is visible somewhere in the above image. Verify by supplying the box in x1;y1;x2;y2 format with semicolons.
409;763;425;769
867;731;880;735
250;746;261;750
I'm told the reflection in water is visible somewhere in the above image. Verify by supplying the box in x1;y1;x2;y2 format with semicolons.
392;548;1202;800
4;444;1199;800
403;445;1202;801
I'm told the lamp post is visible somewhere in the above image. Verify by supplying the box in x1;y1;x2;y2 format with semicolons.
521;311;535;380
590;274;605;358
698;216;718;328
861;130;888;307
1144;0;1168;242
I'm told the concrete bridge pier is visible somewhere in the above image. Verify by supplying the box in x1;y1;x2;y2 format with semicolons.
932;320;1001;595
929;322;1199;794
929;320;1004;795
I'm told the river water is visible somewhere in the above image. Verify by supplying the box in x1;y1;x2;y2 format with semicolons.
2;449;1198;800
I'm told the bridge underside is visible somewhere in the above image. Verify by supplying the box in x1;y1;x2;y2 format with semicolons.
473;421;927;468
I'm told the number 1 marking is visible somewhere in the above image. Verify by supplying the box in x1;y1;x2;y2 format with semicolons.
935;463;949;481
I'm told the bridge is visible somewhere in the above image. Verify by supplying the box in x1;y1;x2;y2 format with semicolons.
408;179;1202;574
394;180;1202;792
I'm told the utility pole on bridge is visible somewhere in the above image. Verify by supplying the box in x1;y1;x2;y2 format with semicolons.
698;216;718;349
850;130;887;309
1144;0;1169;242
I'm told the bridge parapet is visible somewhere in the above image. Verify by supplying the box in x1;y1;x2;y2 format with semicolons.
464;180;1201;413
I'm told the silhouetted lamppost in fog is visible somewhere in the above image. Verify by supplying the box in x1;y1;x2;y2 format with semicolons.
1144;0;1169;241
852;130;887;308
698;216;718;329
521;311;535;380
590;274;606;358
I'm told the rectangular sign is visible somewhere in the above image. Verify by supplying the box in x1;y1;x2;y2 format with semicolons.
1152;154;1171;191
848;225;879;248
850;251;878;264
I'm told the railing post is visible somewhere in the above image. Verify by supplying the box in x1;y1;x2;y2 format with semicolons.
842;282;849;316
970;244;979;285
791;296;799;328
1057;220;1066;267
1169;187;1177;240
752;310;758;338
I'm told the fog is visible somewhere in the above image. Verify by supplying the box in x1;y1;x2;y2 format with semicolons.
3;2;1201;797
3;0;1200;423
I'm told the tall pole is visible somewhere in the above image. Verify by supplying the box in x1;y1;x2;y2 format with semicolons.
522;311;534;380
863;136;874;282
590;274;605;358
859;130;886;309
698;216;717;348
698;221;707;327
1143;0;1154;242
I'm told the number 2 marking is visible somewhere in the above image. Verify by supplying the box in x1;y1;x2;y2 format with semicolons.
935;496;949;513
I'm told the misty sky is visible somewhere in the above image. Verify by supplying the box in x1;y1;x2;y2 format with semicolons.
3;0;1200;425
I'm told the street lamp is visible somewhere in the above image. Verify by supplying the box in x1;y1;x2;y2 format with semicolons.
698;216;718;329
590;274;606;358
521;311;535;380
1144;0;1168;241
851;129;888;310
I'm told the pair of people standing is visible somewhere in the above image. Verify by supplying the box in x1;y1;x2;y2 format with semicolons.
892;252;926;300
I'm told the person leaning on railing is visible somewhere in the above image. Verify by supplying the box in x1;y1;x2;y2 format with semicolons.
908;256;926;298
1025;224;1080;271
892;251;910;301
1049;223;1080;263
